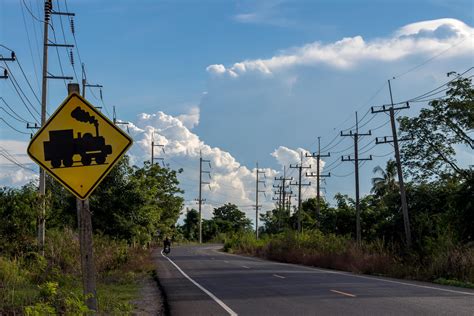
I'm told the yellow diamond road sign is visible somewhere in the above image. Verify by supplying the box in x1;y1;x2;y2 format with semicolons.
27;93;132;200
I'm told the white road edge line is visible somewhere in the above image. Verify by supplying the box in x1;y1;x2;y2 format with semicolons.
214;249;474;296
273;274;285;279
161;251;238;316
241;265;250;269
331;289;356;297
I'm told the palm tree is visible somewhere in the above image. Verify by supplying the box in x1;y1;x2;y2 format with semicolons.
371;159;398;196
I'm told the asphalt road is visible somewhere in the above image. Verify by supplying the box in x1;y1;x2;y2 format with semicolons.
154;244;474;316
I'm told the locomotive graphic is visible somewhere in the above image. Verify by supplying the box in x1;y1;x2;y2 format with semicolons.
43;106;113;168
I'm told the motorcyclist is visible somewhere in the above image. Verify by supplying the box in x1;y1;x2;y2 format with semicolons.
163;237;171;254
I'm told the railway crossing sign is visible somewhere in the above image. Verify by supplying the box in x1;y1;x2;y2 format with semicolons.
27;92;133;200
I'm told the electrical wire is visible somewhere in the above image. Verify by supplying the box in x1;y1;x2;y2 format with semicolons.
48;22;68;89
3;64;40;123
393;37;472;80
0;97;29;123
15;56;41;105
0;117;30;135
359;141;377;155
55;0;78;82
372;150;395;158
20;0;41;92
0;147;36;172
405;68;473;103
1;106;29;123
21;0;44;23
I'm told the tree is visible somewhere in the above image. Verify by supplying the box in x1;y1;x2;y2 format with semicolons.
89;156;184;245
212;203;252;234
181;209;199;241
0;184;38;255
399;74;473;181
371;159;398;197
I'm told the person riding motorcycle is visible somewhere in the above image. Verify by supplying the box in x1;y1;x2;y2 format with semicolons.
163;237;171;254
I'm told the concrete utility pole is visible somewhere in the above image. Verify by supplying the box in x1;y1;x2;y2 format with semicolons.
274;166;293;216
255;162;266;239
70;83;97;311
289;152;311;232
197;152;211;244
38;0;51;256
371;79;412;248
38;0;74;254
112;106;130;133
272;184;282;210
341;112;372;244
151;133;165;166
306;137;331;219
81;63;102;100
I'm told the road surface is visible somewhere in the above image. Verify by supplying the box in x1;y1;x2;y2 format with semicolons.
154;244;474;315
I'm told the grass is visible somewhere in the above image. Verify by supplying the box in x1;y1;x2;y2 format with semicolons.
0;229;157;314
434;278;474;289
224;230;474;288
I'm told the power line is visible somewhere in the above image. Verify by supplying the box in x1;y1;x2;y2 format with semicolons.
21;0;45;23
15;56;42;104
0;117;30;135
20;0;41;92
2;63;41;123
0;97;29;123
393;36;472;80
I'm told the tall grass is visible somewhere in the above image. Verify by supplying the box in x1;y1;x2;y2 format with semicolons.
224;230;474;284
0;229;154;314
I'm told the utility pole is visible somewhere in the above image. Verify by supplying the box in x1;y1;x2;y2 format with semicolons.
39;0;74;255
112;106;129;127
274;166;293;215
289;152;311;232
255;162;266;239
196;152;211;244
151;133;165;166
272;183;283;230
273;167;293;231
81;63;102;100
371;79;412;248
341;112;372;244
69;83;97;311
306;137;331;218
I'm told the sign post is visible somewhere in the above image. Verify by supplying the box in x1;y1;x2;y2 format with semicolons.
27;83;132;310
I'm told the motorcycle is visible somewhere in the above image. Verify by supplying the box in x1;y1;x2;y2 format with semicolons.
163;244;171;255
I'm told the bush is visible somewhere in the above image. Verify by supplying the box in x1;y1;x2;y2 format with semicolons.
225;229;474;285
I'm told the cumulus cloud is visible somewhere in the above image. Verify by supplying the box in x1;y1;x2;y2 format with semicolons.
176;106;200;129
0;140;38;186
123;111;327;223
206;18;473;77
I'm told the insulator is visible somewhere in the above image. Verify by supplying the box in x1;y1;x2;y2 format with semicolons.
69;50;74;66
3;69;8;78
11;51;16;60
44;1;52;22
70;19;75;34
99;89;103;100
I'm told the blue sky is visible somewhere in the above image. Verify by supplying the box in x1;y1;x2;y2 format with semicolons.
1;0;473;221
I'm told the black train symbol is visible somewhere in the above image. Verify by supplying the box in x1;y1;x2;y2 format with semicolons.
43;106;112;168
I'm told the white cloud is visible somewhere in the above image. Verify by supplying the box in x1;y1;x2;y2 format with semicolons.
0;140;38;186
206;64;226;75
123;111;328;224
176;106;200;130
206;18;474;77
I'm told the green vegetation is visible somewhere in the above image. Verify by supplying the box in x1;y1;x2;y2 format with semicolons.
221;75;474;287
0;157;182;313
179;203;252;242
